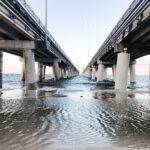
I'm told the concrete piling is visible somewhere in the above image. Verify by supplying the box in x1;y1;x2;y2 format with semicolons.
112;64;116;82
97;61;104;82
115;52;130;90
21;57;25;81
129;61;136;86
23;50;37;94
53;60;60;81
91;66;96;81
0;51;3;90
38;62;45;82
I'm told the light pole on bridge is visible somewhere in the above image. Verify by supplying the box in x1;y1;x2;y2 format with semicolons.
45;0;48;48
45;0;48;30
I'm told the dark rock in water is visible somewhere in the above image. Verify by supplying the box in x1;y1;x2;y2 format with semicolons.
97;80;115;87
128;93;135;98
128;85;136;89
37;89;57;97
52;93;67;97
38;79;56;87
80;96;83;98
95;91;116;100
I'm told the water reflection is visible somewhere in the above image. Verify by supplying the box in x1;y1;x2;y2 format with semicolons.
0;76;150;149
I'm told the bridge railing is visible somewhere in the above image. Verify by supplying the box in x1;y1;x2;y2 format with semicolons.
18;0;74;67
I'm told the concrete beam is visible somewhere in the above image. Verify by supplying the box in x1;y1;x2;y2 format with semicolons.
130;26;150;43
114;43;124;53
0;40;36;50
124;44;150;50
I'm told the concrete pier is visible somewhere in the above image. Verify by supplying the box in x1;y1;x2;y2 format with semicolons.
112;65;116;82
91;66;96;81
97;61;104;82
21;58;25;81
61;67;65;78
0;51;3;90
38;62;45;82
43;65;46;80
23;50;37;94
115;52;130;91
103;67;107;80
129;61;136;86
66;69;69;78
87;67;91;78
53;60;60;81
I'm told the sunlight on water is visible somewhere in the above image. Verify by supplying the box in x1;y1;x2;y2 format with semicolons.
0;75;150;149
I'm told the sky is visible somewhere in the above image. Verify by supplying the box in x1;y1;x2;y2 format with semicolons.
3;0;150;75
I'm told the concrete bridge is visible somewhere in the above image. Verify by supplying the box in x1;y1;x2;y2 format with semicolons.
0;0;79;94
83;0;150;90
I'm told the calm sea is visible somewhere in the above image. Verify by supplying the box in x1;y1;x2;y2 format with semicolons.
0;74;150;150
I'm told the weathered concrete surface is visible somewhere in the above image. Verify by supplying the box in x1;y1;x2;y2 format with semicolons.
97;61;104;82
91;66;96;81
53;60;60;81
0;51;3;89
115;52;130;91
21;57;25;81
129;61;136;85
23;50;37;93
38;62;45;82
0;40;36;50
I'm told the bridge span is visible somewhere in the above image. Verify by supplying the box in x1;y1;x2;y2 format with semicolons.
0;0;79;94
83;0;150;90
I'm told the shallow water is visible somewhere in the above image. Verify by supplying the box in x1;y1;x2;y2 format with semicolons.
0;75;150;149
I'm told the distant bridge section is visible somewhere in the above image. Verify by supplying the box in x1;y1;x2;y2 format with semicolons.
84;0;150;90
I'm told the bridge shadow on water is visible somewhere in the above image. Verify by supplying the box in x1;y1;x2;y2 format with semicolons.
0;75;150;149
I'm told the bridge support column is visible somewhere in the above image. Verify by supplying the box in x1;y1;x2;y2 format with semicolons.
61;67;65;78
21;57;25;81
53;60;60;81
70;69;73;77
129;61;136;86
103;67;107;80
59;67;62;79
43;65;46;80
68;68;72;78
62;67;67;78
23;50;37;94
88;67;92;78
66;69;69;78
38;62;45;82
115;52;130;90
97;61;104;82
0;51;3;91
91;66;96;81
112;64;116;82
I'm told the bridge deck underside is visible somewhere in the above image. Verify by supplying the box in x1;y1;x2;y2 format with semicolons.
99;16;150;65
0;0;78;72
0;18;60;66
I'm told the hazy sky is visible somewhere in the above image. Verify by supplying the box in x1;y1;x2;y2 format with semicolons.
3;0;150;75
